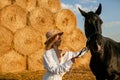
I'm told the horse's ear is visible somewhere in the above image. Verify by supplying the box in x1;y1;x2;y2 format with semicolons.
78;7;87;17
95;3;102;15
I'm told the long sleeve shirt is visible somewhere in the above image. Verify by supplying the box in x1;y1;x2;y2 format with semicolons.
42;48;88;80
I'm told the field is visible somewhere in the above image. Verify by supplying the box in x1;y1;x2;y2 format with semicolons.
0;67;95;80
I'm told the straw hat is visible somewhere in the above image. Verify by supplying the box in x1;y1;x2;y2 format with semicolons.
44;29;63;45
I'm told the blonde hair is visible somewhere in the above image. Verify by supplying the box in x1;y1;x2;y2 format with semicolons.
45;42;54;50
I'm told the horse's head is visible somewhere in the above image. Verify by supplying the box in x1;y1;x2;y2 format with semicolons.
78;4;103;39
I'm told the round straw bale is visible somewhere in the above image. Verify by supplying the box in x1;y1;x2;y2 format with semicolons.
14;27;43;56
28;49;45;71
0;26;13;56
15;0;36;12
37;0;61;13
55;9;77;34
60;28;86;52
60;28;91;68
0;0;11;9
0;4;27;33
29;7;55;33
0;50;26;73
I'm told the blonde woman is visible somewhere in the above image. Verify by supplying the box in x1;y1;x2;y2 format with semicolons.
43;29;88;80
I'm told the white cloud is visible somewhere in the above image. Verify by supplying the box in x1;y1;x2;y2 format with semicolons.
61;3;77;14
61;3;97;15
103;21;120;27
80;0;97;3
75;4;97;12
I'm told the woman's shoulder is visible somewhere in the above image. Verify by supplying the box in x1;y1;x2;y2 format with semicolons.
45;48;54;52
44;48;54;56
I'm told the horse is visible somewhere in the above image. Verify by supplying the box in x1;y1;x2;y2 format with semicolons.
78;4;120;80
87;33;120;80
78;4;102;39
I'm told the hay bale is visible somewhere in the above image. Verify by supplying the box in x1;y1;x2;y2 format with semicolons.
0;26;13;56
28;49;45;71
0;50;26;73
37;0;61;13
60;28;86;52
60;28;91;68
0;4;27;33
28;7;55;34
55;9;77;34
15;0;36;12
14;27;43;56
0;0;11;9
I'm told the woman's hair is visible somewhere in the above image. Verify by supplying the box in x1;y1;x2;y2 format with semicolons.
45;41;54;50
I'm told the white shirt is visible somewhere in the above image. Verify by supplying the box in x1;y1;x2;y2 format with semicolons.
42;48;88;80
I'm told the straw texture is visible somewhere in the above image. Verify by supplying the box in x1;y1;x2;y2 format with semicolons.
28;49;45;71
37;0;61;13
0;4;27;33
55;9;77;34
0;0;11;9
15;0;36;12
60;28;86;52
0;50;26;73
28;7;55;34
14;27;43;56
0;26;13;56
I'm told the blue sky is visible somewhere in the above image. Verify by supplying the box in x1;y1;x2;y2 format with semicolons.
61;0;120;41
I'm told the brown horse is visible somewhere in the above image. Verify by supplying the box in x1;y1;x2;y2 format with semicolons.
78;4;120;80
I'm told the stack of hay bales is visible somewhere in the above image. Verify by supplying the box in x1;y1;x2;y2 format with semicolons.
0;0;90;73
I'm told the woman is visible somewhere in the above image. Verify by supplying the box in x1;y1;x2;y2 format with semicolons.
43;29;88;80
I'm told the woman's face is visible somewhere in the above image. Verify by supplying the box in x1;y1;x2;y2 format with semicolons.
54;35;62;47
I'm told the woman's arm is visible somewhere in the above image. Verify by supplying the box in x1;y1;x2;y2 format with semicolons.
73;47;88;57
77;47;88;57
43;51;73;74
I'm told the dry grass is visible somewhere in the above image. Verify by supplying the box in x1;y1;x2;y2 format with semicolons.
63;67;95;80
0;67;95;80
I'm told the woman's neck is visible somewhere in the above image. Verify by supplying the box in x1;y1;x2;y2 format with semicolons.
54;47;60;56
53;44;59;50
53;45;62;62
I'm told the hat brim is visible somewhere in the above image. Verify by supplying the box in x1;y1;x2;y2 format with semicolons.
44;32;63;45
